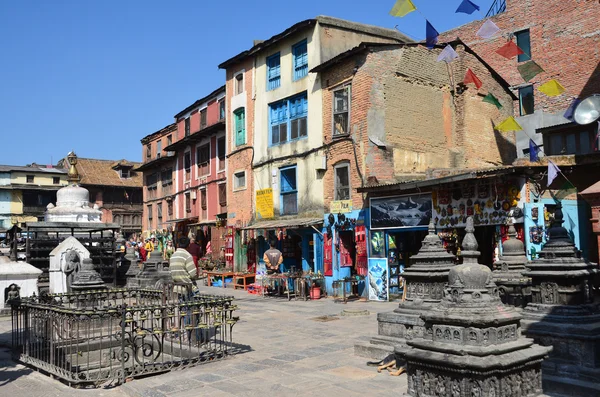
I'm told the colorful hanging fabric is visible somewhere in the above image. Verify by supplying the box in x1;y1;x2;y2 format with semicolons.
455;0;480;14
482;93;502;109
437;44;459;63
529;139;540;162
463;68;482;89
496;41;524;59
563;98;581;121
517;60;544;82
476;19;500;39
425;20;439;49
547;160;560;186
538;79;566;97
495;116;523;132
389;0;417;17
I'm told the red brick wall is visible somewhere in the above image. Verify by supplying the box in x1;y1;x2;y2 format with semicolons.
226;58;255;226
439;0;600;115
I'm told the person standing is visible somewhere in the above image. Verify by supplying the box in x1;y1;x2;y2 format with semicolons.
163;240;175;261
170;237;199;299
186;238;202;270
263;240;284;274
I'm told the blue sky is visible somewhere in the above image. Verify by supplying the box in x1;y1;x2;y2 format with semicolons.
0;0;494;165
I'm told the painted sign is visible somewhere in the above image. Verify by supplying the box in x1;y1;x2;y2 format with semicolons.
368;258;388;301
330;200;353;213
370;194;432;229
256;188;274;219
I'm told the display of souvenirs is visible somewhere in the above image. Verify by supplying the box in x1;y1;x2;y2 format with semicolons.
438;189;450;205
530;226;544;244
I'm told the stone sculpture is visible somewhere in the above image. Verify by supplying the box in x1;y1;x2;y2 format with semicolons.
49;236;91;294
492;222;531;307
521;203;600;396
404;217;551;397
0;254;42;312
70;258;106;291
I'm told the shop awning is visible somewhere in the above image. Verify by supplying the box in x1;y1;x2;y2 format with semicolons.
241;217;323;230
188;220;216;226
165;217;198;224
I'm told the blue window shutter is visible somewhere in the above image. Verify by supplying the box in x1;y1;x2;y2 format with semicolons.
267;53;281;91
293;40;308;80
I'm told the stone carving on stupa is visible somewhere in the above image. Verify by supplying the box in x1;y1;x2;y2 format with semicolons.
70;258;106;291
403;217;551;397
521;203;600;396
492;222;531;307
367;220;456;358
45;151;102;223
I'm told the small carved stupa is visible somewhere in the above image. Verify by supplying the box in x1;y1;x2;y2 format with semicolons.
70;258;106;291
404;217;551;397
492;222;531;307
521;203;600;395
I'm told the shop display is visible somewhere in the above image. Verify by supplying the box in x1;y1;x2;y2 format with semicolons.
368;258;388;301
370;194;432;229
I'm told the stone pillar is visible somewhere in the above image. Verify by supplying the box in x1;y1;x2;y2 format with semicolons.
521;203;600;396
355;220;456;359
492;222;531;307
404;217;551;397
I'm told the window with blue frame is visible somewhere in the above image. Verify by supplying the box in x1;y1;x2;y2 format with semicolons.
515;29;531;62
269;92;308;146
266;53;281;91
280;166;297;215
292;40;308;80
234;108;246;146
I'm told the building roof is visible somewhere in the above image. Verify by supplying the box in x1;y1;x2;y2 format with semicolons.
173;85;226;119
140;123;177;144
66;158;143;188
0;165;66;174
310;39;517;100
218;16;413;69
164;120;225;152
134;154;176;172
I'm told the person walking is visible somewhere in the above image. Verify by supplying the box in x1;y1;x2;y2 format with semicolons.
186;238;202;271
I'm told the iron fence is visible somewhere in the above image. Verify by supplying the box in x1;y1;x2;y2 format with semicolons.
11;287;238;388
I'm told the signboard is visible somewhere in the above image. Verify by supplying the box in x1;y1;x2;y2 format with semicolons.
256;188;274;219
368;258;388;301
370;194;432;229
330;200;353;213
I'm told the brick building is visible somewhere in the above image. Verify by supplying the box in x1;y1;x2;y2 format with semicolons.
218;16;412;272
137;122;177;233
310;41;516;289
439;0;600;158
163;86;227;258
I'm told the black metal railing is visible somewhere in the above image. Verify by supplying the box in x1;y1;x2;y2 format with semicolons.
485;0;506;18
11;287;238;388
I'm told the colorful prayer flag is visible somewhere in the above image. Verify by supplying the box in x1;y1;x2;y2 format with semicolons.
563;98;581;121
496;41;524;59
547;160;560;186
476;19;500;39
425;20;439;49
455;0;480;14
495;116;523;132
389;0;417;17
463;68;482;89
538;79;566;97
529;139;540;162
437;45;459;63
517;61;544;82
482;93;502;109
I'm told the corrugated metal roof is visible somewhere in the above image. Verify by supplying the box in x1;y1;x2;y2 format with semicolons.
0;165;66;174
242;217;323;230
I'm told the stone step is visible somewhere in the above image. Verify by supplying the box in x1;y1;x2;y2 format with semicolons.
354;339;395;360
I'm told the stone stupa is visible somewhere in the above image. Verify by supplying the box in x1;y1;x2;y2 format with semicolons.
404;217;551;397
363;220;456;359
521;203;600;396
45;151;102;223
492;222;531;307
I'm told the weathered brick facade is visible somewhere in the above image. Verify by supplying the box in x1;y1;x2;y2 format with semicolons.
439;0;600;115
319;43;515;210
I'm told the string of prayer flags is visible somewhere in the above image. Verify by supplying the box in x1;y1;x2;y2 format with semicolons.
496;41;524;59
517;60;544;82
482;93;502;109
476;19;500;39
389;0;417;17
455;0;480;14
425;20;439;49
547;160;560;186
495;116;523;132
538;79;565;97
563;98;581;121
463;68;482;89
437;45;459;63
529;139;540;162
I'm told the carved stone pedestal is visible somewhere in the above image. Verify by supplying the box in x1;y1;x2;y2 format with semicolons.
129;257;172;289
493;223;531;307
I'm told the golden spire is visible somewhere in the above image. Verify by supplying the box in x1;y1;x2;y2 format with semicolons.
67;151;80;184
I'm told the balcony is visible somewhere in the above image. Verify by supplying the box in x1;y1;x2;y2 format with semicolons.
485;0;506;18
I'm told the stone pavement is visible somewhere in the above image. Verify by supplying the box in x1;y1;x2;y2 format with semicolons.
0;287;405;397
